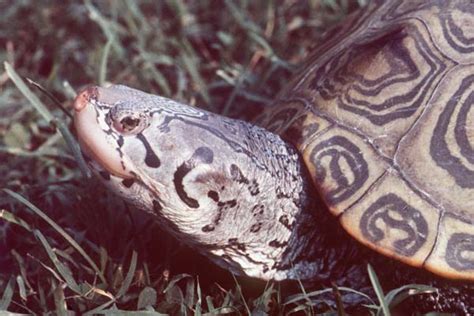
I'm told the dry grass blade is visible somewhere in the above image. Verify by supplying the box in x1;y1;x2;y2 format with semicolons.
3;189;107;284
385;284;437;309
25;78;73;120
34;230;82;294
116;251;138;298
0;209;32;232
331;282;346;316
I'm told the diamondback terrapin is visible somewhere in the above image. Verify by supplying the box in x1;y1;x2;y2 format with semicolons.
73;0;474;295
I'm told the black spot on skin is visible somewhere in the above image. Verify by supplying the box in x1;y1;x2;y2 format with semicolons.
248;179;260;196
99;171;111;180
208;190;219;202
121;178;134;188
218;200;237;208
174;146;214;209
292;198;302;209
262;265;269;273
152;199;163;213
250;223;262;233
230;164;249;184
212;199;238;227
269;239;288;248
202;224;215;232
137;133;161;168
251;204;264;216
276;186;291;199
279;215;292;230
117;136;124;147
228;238;246;251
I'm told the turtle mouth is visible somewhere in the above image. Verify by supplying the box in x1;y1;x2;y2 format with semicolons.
73;86;134;179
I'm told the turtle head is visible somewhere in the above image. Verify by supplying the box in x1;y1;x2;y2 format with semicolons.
74;84;308;280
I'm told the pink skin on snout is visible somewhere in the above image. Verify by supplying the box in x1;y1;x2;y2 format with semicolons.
73;86;133;179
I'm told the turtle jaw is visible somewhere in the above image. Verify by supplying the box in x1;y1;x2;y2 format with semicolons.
73;86;134;179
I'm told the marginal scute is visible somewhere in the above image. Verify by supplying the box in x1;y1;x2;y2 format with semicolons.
341;172;439;268
302;127;388;214
280;105;333;151
425;214;474;281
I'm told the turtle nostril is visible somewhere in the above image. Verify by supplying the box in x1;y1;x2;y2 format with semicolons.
74;86;99;112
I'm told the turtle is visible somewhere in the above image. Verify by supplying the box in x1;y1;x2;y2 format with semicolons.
73;0;474;310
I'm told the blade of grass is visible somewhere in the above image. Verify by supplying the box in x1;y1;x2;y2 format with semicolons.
195;277;202;315
0;277;15;310
0;209;32;232
4;62;52;121
83;299;116;316
99;37;114;86
12;250;34;292
100;309;167;315
231;274;251;315
163;274;191;293
368;264;390;316
4;61;91;178
184;277;195;309
52;281;68;314
16;276;27;301
385;284;437;309
34;230;82;294
137;287;157;310
331;282;346;316
3;189;107;284
116;251;137;298
84;0;125;57
25;78;73;120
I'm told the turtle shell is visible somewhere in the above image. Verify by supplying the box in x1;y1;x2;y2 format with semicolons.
259;0;474;280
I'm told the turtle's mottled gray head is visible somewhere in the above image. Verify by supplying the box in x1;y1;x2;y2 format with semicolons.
74;85;310;280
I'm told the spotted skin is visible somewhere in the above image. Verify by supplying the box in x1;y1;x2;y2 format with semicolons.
74;84;307;280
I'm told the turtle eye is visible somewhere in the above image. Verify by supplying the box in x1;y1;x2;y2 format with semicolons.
121;116;140;131
112;113;148;135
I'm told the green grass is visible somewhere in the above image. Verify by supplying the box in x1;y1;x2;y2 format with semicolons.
0;1;442;314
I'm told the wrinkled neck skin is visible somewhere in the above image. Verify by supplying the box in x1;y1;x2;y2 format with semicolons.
74;85;358;281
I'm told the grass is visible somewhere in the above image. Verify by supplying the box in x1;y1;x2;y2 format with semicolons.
0;1;449;315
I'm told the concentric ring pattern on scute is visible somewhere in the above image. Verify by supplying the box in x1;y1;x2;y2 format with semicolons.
263;0;474;280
